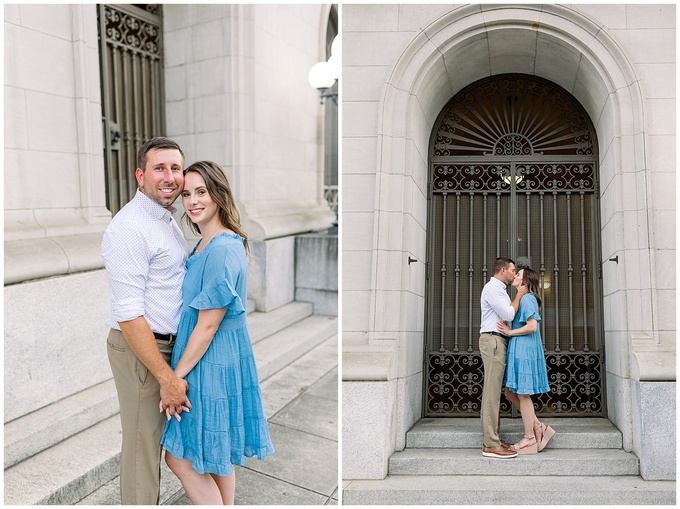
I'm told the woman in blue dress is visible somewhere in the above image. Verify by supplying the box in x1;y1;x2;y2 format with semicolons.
160;161;274;504
497;267;555;454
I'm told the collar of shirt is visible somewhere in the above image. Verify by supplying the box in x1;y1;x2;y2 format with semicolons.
488;276;507;292
134;188;177;221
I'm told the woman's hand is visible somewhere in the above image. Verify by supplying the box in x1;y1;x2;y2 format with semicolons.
159;395;191;422
497;320;512;337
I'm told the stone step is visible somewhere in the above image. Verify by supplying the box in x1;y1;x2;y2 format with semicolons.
77;457;183;505
253;314;338;381
4;416;121;505
248;301;314;344
407;417;622;449
342;474;676;505
259;333;338;418
4;379;119;469
389;448;640;476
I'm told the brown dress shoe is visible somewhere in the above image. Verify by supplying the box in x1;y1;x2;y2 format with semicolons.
482;445;518;458
500;439;513;449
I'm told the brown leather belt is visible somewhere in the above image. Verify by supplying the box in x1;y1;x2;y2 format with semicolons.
482;331;509;340
153;332;176;342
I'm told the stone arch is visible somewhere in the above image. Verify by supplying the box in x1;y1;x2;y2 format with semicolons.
369;4;650;438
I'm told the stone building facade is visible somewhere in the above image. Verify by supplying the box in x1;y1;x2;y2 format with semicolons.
342;4;675;482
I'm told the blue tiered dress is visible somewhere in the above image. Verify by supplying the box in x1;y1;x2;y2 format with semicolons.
503;294;550;395
161;233;274;476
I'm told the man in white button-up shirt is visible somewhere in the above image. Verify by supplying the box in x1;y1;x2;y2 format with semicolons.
479;257;525;459
102;137;189;504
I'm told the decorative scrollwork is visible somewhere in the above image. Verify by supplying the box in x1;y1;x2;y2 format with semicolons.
433;164;510;193
515;163;595;192
535;353;602;413
104;5;161;56
427;353;603;416
493;133;533;156
427;354;483;415
144;5;161;16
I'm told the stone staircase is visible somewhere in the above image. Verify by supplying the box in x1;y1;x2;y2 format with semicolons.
4;301;338;505
343;417;676;505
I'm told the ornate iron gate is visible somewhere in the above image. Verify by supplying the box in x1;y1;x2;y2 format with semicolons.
425;74;605;417
98;4;164;214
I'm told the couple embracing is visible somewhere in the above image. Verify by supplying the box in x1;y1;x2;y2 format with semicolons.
479;257;556;459
102;137;274;504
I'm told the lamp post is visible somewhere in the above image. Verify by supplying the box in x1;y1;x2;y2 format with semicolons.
308;35;339;104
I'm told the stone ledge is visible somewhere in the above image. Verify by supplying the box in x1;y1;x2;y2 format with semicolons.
242;200;335;241
630;331;676;382
343;345;397;382
631;351;676;381
5;233;106;285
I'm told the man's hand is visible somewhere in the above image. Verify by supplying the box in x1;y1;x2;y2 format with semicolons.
159;395;192;421
159;375;191;420
497;320;512;336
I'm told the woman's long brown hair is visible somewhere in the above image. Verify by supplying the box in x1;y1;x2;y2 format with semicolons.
520;266;542;312
183;161;249;253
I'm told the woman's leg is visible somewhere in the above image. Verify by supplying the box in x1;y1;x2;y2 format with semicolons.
165;451;223;504
515;394;538;448
503;386;521;411
506;387;542;431
210;471;236;505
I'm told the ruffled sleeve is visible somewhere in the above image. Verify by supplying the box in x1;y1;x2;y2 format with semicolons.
189;240;246;315
516;294;541;326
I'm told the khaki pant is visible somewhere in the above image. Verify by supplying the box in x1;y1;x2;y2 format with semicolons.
107;328;174;505
479;333;507;448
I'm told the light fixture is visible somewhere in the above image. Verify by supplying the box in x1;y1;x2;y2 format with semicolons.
308;35;339;104
501;173;524;185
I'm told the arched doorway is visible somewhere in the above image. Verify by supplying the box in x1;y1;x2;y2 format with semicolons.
424;74;605;417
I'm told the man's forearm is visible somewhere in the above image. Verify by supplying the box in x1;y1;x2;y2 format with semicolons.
510;289;526;315
118;316;174;383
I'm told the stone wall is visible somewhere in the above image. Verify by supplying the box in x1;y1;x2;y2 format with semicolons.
162;4;334;241
4;271;111;423
4;4;110;283
295;232;338;316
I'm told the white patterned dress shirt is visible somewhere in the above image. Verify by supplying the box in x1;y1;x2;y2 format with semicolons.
102;189;188;335
479;276;516;334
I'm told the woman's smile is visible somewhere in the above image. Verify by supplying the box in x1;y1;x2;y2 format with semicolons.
182;172;218;226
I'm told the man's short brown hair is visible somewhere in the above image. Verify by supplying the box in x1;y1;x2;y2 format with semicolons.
137;137;185;172
493;257;515;275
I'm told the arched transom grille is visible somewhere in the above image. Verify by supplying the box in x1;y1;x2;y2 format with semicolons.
432;76;594;158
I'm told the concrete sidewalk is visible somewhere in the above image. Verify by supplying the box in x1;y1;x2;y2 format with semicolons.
167;333;339;505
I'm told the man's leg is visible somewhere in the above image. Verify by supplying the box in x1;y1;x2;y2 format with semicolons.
107;329;169;505
479;334;507;447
